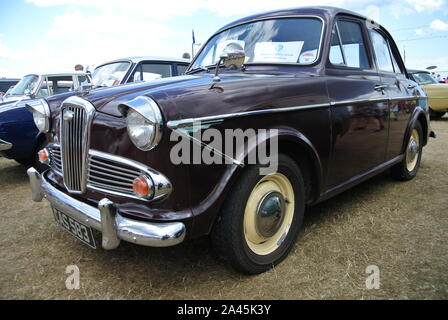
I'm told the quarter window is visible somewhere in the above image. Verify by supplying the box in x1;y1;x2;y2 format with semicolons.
132;63;172;82
329;20;370;69
177;64;188;75
369;30;394;73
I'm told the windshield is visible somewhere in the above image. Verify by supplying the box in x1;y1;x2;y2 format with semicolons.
92;61;131;87
7;75;39;96
191;17;323;70
412;72;437;85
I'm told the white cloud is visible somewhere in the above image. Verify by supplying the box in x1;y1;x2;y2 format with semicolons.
430;19;448;31
406;0;446;12
415;28;425;36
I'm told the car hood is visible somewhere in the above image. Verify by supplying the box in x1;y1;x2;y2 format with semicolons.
68;71;326;123
421;83;448;97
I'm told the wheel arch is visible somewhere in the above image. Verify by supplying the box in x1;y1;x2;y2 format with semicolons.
403;107;429;152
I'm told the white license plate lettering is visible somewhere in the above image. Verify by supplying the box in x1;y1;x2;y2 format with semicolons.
53;209;96;249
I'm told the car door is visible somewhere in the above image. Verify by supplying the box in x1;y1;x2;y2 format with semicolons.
326;17;389;189
367;28;417;160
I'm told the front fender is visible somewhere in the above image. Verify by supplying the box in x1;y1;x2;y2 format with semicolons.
189;125;324;237
0;107;40;160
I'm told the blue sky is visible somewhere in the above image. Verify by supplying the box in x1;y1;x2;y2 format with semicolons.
1;0;447;78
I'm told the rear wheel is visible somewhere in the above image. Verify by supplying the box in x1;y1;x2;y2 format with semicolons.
391;121;423;181
212;154;306;274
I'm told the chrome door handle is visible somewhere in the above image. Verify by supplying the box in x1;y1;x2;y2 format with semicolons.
407;84;416;89
374;85;387;92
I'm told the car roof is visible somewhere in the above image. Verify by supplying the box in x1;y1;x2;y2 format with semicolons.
23;72;88;77
98;56;191;66
217;6;370;33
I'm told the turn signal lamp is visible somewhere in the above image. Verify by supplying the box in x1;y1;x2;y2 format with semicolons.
133;176;154;199
38;149;50;164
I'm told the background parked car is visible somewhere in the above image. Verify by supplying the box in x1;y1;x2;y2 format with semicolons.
409;69;448;119
0;78;20;101
92;56;190;87
0;72;91;166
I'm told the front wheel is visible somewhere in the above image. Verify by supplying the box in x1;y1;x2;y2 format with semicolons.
391;121;423;181
212;154;306;274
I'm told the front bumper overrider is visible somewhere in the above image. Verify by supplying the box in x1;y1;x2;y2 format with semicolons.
27;167;186;249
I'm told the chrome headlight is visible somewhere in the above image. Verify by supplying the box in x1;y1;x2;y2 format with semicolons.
119;96;163;151
25;99;51;133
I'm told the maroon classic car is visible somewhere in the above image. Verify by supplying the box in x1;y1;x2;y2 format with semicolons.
27;7;434;274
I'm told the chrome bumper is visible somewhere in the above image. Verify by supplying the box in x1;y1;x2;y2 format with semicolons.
0;138;12;151
27;167;186;249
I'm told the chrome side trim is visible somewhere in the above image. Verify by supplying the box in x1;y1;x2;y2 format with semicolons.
27;167;186;248
173;127;244;167
167;95;425;130
0;138;13;151
167;102;330;129
428;96;448;99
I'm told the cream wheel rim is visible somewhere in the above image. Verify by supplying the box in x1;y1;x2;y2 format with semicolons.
406;129;420;172
243;173;295;256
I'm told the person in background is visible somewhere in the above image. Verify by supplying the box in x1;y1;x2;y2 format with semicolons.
445;78;448;84
74;64;84;71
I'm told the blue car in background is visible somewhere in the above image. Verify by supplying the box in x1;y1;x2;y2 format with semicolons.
0;72;90;166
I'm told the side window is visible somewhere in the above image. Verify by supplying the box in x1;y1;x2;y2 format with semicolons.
131;63;172;82
329;20;370;69
47;76;74;95
177;64;188;75
390;48;403;74
369;30;394;73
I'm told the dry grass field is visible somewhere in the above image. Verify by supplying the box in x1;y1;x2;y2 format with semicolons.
0;118;447;300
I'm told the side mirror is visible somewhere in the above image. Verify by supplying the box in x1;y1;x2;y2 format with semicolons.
221;42;246;70
213;42;246;82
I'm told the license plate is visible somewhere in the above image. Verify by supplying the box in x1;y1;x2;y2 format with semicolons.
53;208;96;249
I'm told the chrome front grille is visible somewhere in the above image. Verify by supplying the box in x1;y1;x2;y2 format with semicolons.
48;145;62;173
60;105;86;192
47;144;171;202
87;151;142;198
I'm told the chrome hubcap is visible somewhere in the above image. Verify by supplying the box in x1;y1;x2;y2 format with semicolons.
256;191;286;238
406;129;420;172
